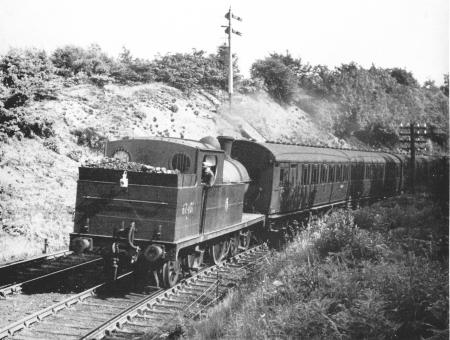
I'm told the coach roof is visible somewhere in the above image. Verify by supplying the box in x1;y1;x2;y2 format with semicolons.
234;140;398;164
242;141;350;163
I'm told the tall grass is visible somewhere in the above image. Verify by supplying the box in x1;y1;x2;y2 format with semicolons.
179;194;448;340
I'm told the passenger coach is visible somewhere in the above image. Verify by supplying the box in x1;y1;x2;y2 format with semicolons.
230;140;404;219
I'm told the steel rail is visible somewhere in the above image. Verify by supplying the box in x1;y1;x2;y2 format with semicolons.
0;256;102;297
0;250;72;271
81;245;268;340
0;271;133;339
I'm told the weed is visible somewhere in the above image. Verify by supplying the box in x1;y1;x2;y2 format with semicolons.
43;139;60;154
71;127;106;150
183;195;448;340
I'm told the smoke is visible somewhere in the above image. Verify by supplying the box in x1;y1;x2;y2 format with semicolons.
216;90;348;148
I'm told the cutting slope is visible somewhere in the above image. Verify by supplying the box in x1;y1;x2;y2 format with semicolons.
0;82;346;263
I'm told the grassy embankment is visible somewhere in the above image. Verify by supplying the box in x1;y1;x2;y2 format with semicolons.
149;194;448;340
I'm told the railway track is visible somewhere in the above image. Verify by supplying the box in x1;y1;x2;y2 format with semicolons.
0;250;102;297
0;271;138;340
1;245;268;340
83;245;268;340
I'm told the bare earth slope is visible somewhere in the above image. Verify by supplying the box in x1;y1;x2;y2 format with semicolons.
0;83;345;263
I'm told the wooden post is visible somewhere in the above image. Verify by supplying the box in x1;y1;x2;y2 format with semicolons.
409;123;416;193
227;7;233;103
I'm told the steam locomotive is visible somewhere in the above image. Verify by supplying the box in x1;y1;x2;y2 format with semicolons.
69;136;447;287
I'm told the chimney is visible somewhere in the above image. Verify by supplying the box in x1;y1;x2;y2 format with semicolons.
217;136;235;157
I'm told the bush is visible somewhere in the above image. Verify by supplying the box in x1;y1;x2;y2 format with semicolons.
109;47;155;84
51;44;113;78
0;48;57;107
66;150;82;162
0;107;55;139
310;210;387;262
43;139;60;153
89;74;112;88
250;52;448;148
236;78;265;94
251;55;297;104
72;127;106;150
150;46;240;93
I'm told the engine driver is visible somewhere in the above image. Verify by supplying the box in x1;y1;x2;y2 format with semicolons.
201;161;215;187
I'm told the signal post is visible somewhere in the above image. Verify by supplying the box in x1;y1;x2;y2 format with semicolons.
399;122;428;193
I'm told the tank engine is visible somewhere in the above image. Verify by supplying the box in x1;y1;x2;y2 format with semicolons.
70;136;265;287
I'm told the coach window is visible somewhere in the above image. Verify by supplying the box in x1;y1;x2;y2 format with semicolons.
302;164;309;185
329;165;335;182
312;164;319;184
359;164;365;180
320;164;328;183
290;164;298;186
336;164;342;182
279;163;289;187
351;163;356;180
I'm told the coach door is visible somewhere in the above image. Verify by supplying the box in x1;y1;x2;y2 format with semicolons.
317;163;329;205
278;163;290;211
300;164;310;209
289;163;298;210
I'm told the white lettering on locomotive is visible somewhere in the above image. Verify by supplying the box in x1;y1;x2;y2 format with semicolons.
182;202;194;216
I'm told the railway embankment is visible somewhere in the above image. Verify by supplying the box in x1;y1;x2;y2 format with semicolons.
0;82;342;264
152;194;449;340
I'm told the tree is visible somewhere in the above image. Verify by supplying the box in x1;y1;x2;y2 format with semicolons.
250;56;297;103
440;74;449;97
389;68;418;87
51;44;113;77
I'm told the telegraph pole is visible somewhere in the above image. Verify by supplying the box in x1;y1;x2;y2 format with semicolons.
227;7;233;102
399;122;428;193
223;7;242;103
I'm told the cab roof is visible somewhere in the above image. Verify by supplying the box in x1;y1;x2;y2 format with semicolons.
109;136;222;152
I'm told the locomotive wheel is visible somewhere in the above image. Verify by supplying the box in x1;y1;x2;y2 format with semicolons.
229;233;240;256
238;230;251;251
162;260;181;288
221;239;230;259
182;247;204;274
209;239;229;265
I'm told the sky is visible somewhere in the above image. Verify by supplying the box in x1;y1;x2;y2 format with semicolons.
0;0;448;84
